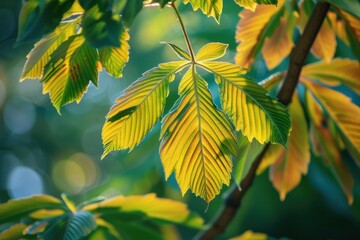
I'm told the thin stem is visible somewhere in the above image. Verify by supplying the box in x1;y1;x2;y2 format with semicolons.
195;2;330;240
171;1;196;62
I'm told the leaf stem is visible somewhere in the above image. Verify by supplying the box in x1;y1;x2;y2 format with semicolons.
171;1;196;62
194;2;330;240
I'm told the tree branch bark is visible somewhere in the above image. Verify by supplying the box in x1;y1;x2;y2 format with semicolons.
194;2;330;240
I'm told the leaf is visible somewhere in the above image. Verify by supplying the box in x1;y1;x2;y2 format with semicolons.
230;230;268;240
82;5;124;48
84;193;203;228
183;0;223;23
102;61;187;158
303;80;360;167
42;35;99;112
311;17;336;62
195;42;228;62
0;224;27;240
202;61;291;146
301;59;360;94
17;0;75;44
339;9;360;60
269;93;310;200
63;211;97;240
164;42;191;60
20;19;79;80
122;0;143;27
0;195;62;224
153;0;173;7
262;16;294;70
98;29;130;77
234;0;257;11
327;11;349;45
160;66;237;202
235;0;285;68
311;123;354;204
326;0;360;19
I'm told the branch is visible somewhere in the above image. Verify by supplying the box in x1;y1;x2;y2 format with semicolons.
194;2;330;240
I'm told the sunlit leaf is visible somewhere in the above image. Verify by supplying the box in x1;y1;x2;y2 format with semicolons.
20;19;79;80
0;195;62;224
195;42;228;62
303;80;360;167
327;11;349;45
262;15;295;70
0;224;27;240
234;0;257;11
84;193;203;228
42;35;98;112
102;61;188;158
160;67;237;202
17;0;75;44
311;18;336;62
164;42;191;60
202;61;291;146
301;59;360;94
230;230;267;240
99;29;130;78
326;0;360;19
268;93;310;200
183;0;223;23
235;0;284;68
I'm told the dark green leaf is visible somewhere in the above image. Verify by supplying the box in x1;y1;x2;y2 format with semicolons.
122;0;143;27
64;211;97;240
254;0;278;5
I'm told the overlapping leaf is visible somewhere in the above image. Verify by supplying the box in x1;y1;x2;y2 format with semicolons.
42;35;98;112
183;0;223;22
234;0;278;11
268;93;310;200
235;0;285;68
102;61;187;158
311;18;336;62
160;67;237;202
201;61;290;146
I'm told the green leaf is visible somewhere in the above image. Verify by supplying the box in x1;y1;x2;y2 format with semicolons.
254;0;278;5
99;29;130;77
84;193;203;228
202;61;291;146
122;0;143;27
195;42;228;62
64;211;97;240
154;0;172;7
102;61;188;158
42;35;99;112
21;19;79;80
160;66;237;202
0;195;62;224
183;0;223;23
82;5;124;48
326;0;360;18
0;224;27;240
230;230;268;240
17;0;75;44
164;42;191;60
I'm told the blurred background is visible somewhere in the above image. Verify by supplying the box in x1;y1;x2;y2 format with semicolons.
0;1;359;239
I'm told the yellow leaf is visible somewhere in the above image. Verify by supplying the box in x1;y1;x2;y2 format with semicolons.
230;230;267;240
262;17;294;70
102;61;187;157
328;11;349;45
301;59;360;94
235;0;284;68
311;18;336;62
269;92;310;200
234;0;257;11
160;66;237;202
183;0;223;23
340;9;360;42
195;42;228;62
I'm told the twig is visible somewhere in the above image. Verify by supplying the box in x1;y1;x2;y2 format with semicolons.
195;2;330;239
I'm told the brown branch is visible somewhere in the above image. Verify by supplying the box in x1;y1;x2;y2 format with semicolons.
194;2;330;240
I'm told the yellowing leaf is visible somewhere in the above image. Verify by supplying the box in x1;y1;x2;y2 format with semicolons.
183;0;223;23
195;42;228;62
262;17;294;70
340;10;360;41
301;59;360;94
234;0;257;11
21;20;79;80
269;93;310;200
303;80;360;167
84;193;203;228
328;11;349;45
201;61;291;146
235;0;284;68
102;61;187;158
99;29;130;78
160;66;237;202
42;34;98;112
311;18;336;62
164;42;191;60
230;230;267;240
